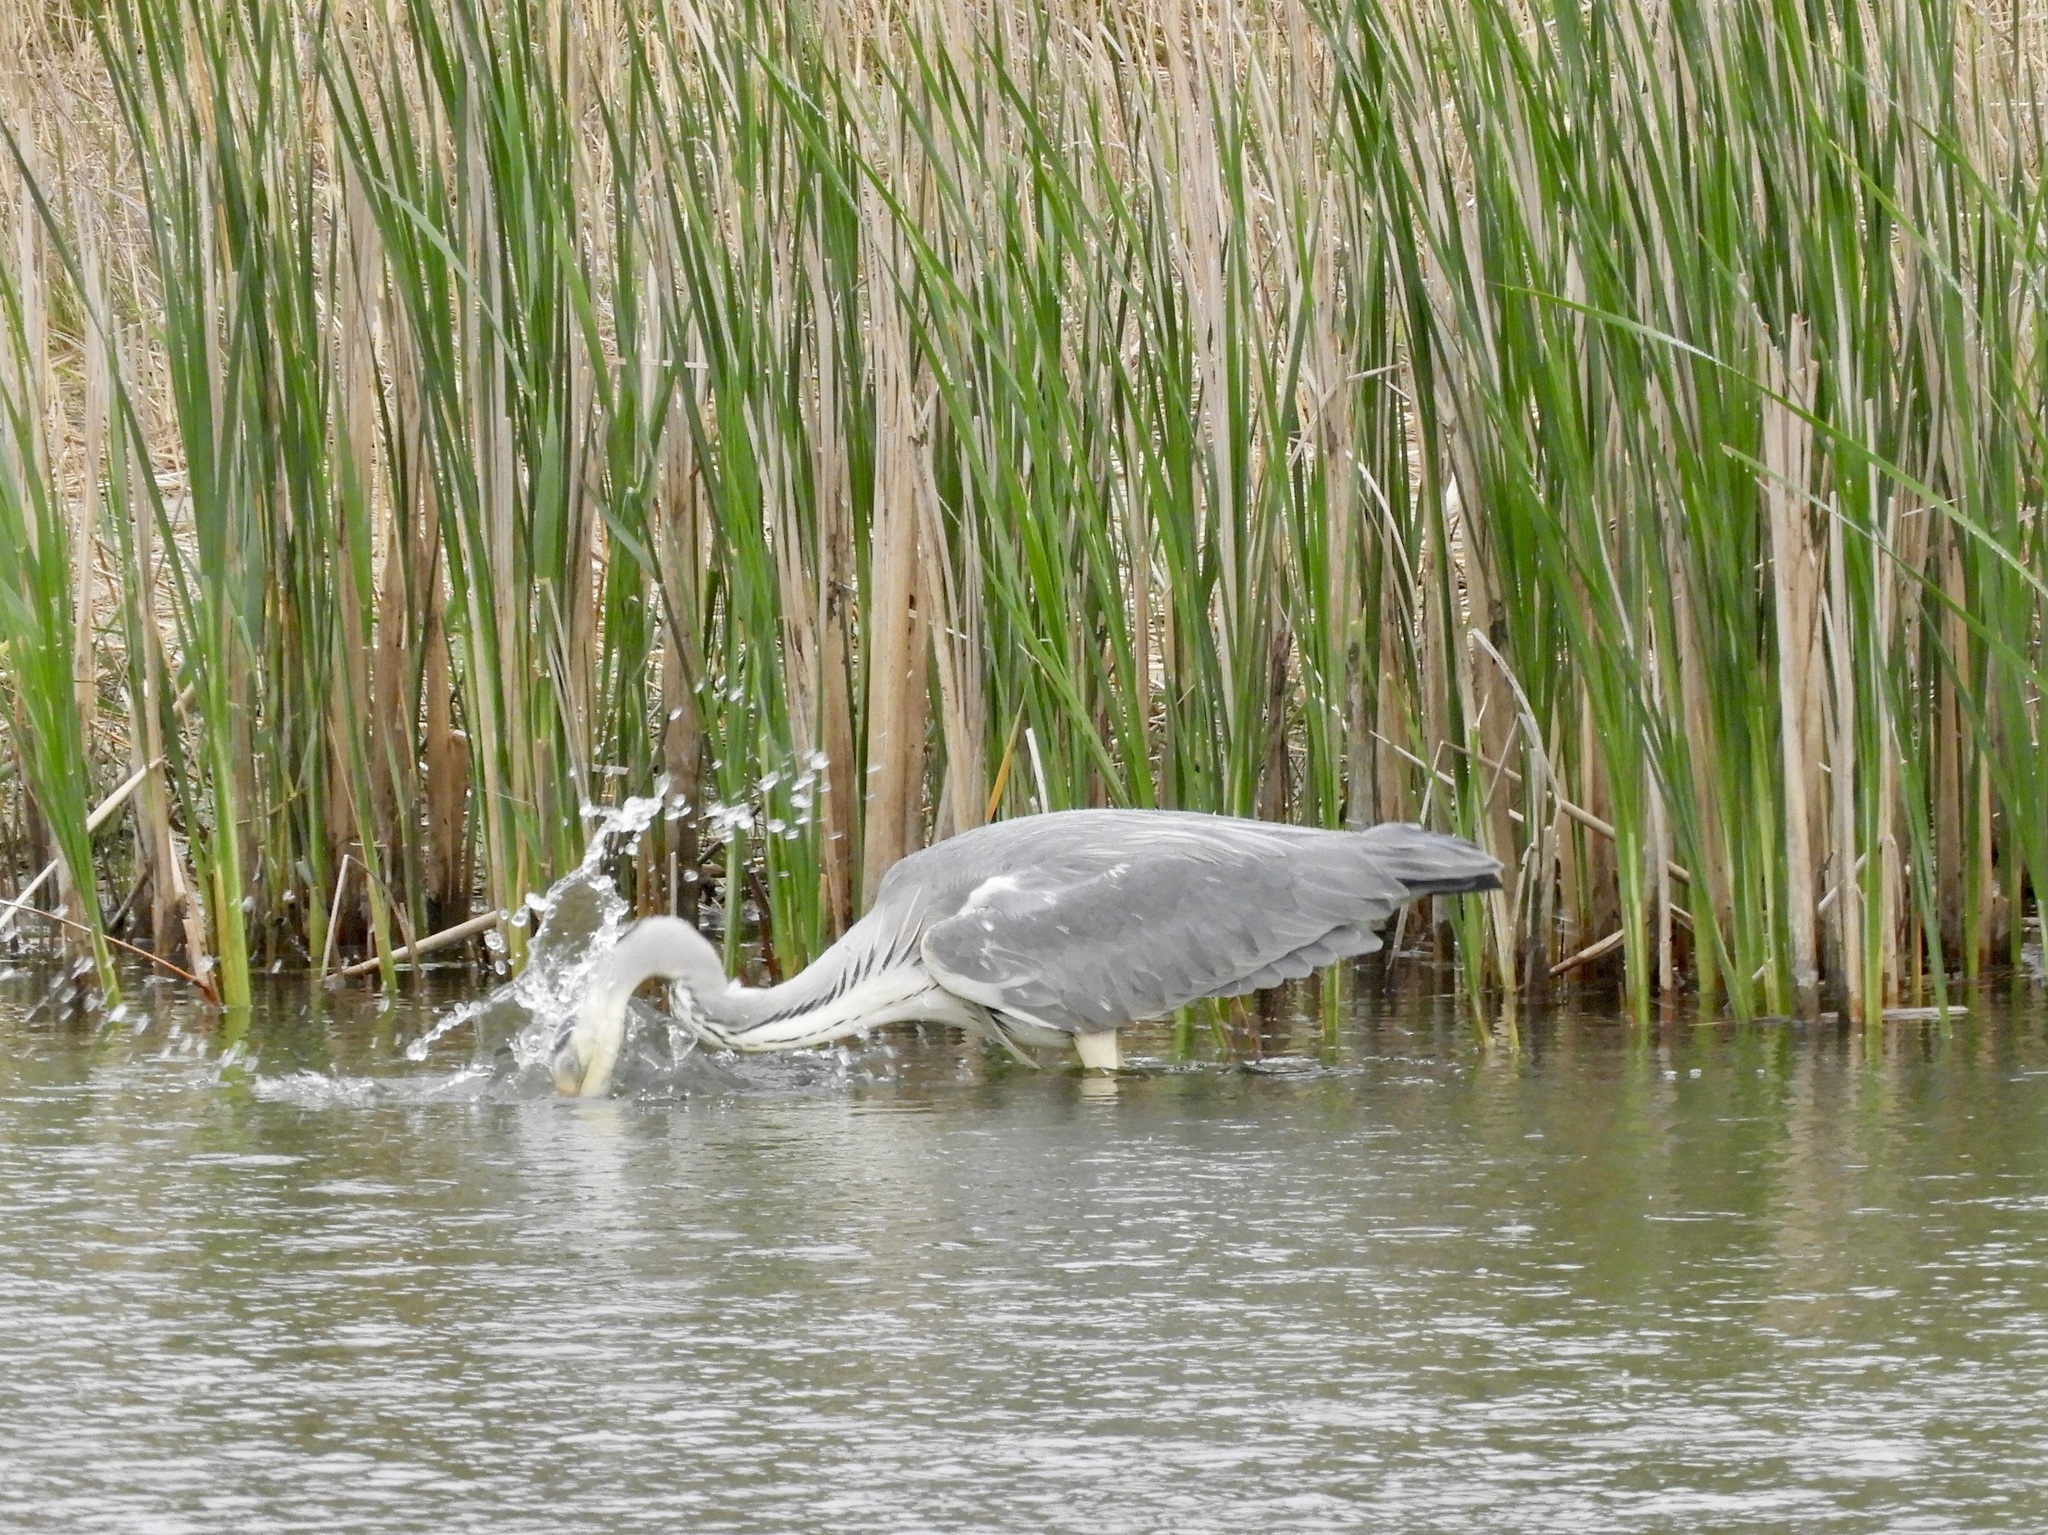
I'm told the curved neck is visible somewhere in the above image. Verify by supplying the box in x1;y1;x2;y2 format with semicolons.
559;912;938;1096
591;916;747;1028
558;916;751;1096
590;913;898;1037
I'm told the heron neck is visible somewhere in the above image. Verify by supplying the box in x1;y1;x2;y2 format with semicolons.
595;914;898;1036
594;917;756;1031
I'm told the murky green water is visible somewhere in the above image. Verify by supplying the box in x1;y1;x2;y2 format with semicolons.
5;967;2048;1533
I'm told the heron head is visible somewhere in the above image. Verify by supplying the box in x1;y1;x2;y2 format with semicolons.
550;990;626;1097
551;916;731;1095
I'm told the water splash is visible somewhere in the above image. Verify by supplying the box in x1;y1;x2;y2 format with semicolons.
252;1062;506;1107
393;770;874;1098
404;792;669;1071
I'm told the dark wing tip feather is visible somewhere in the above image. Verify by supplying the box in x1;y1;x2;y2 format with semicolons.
1356;822;1503;897
1401;870;1504;897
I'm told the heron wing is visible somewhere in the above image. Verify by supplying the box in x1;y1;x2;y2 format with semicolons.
917;817;1492;1031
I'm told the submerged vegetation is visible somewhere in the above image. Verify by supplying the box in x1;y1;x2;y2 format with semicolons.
0;0;2041;1026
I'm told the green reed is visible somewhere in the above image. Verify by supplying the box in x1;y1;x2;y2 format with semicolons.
0;0;2039;1026
0;230;118;999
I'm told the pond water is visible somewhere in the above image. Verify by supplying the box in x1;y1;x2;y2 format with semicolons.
4;964;2047;1533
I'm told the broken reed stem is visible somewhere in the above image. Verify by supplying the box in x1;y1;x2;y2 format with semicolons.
332;910;502;981
0;758;156;941
3;900;218;1001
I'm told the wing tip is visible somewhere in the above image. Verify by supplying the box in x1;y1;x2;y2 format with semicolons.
1358;821;1504;897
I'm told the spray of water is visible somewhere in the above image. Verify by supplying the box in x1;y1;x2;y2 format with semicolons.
396;751;863;1097
404;791;669;1071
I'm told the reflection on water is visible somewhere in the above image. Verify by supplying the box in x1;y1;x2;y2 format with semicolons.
4;966;2047;1533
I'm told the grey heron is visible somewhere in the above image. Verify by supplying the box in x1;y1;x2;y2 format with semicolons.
550;809;1500;1096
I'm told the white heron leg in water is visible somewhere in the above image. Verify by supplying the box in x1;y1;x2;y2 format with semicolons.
551;810;1501;1096
1073;1029;1121;1072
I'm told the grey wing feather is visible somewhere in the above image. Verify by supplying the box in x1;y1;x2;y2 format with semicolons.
916;815;1497;1032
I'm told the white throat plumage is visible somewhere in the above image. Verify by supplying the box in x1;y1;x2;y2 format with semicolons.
550;914;980;1096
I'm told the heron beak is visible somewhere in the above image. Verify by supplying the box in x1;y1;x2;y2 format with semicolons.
549;1027;591;1096
549;1000;620;1097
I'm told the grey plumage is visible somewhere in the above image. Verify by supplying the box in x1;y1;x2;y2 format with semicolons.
912;812;1497;1031
550;809;1500;1095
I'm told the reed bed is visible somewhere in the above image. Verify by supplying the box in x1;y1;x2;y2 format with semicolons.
0;0;2040;1026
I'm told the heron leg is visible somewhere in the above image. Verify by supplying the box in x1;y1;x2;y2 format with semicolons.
1074;1029;1121;1072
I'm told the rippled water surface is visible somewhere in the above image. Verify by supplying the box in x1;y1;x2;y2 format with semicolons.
5;968;2048;1533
